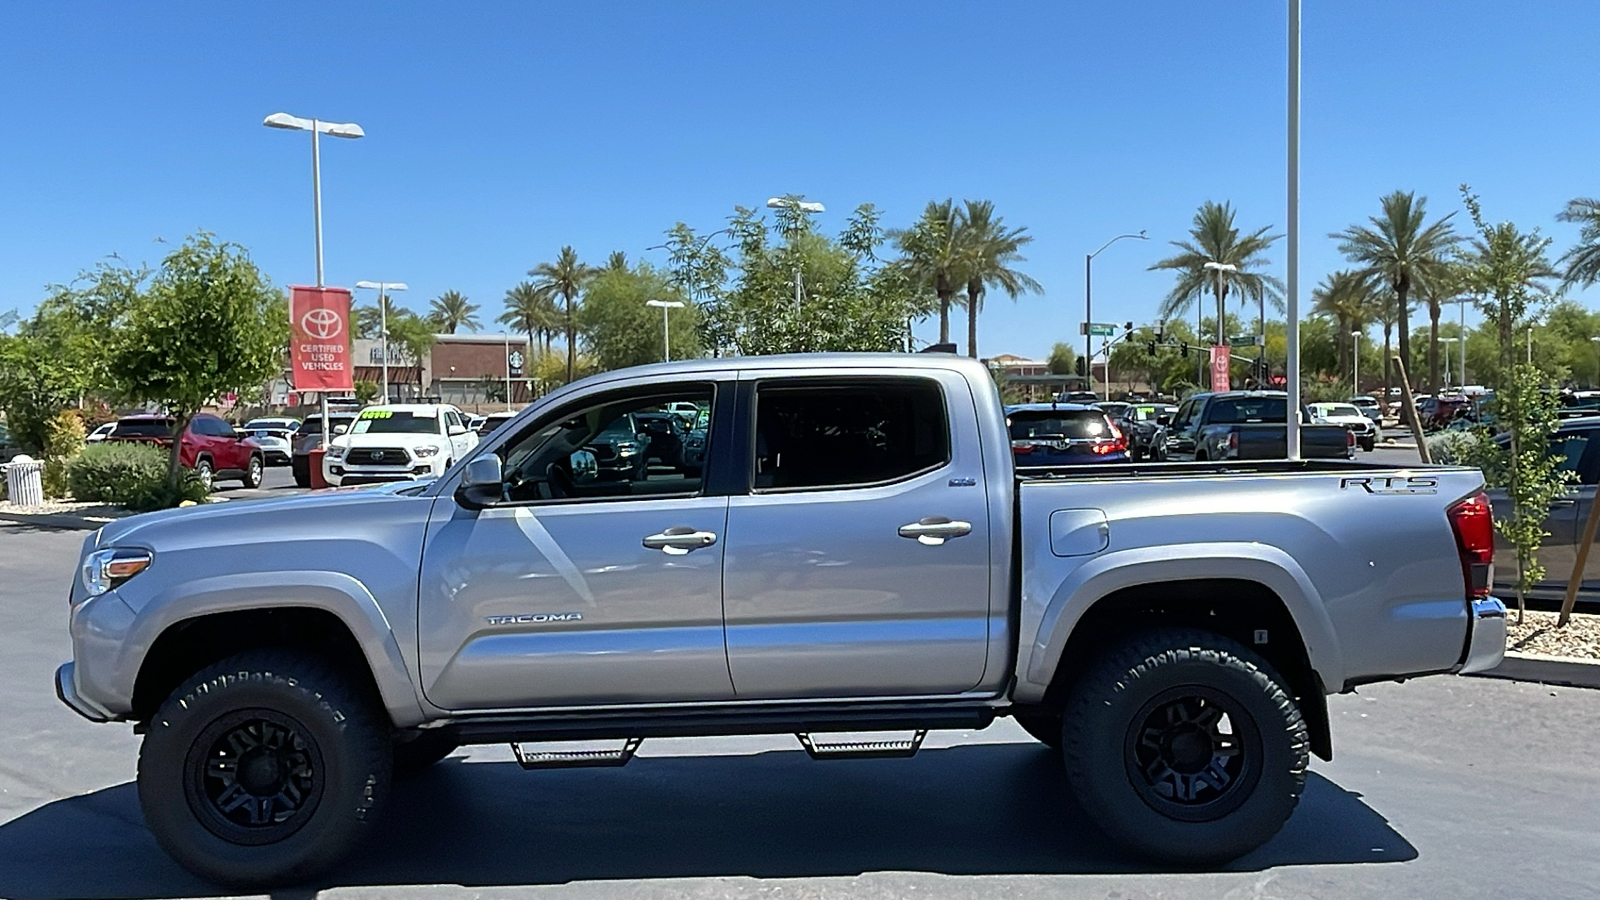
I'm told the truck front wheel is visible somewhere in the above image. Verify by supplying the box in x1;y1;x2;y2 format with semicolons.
1061;628;1308;865
136;650;392;887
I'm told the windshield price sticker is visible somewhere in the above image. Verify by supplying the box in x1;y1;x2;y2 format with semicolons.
359;409;394;420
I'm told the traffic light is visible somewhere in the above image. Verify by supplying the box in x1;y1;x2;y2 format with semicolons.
1074;357;1087;377
1180;341;1190;358
1147;341;1158;356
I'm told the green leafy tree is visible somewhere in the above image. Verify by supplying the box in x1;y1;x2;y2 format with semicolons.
1149;201;1284;345
956;200;1042;359
353;381;380;405
354;293;405;340
1556;197;1600;290
106;234;286;490
529;246;594;383
1332;191;1458;399
384;311;437;373
428;290;480;333
1046;342;1077;375
1457;186;1565;624
578;263;700;370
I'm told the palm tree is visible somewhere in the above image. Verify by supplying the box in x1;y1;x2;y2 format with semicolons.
1461;223;1559;368
428;290;480;334
529;246;593;382
1311;269;1375;385
602;251;630;273
1332;191;1457;395
498;282;549;356
1557;197;1600;290
891;200;963;344
355;293;405;339
1148;201;1284;346
956;200;1042;359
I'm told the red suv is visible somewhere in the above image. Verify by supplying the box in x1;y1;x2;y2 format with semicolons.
111;413;265;490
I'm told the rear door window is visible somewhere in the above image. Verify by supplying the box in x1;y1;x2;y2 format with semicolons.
752;379;948;491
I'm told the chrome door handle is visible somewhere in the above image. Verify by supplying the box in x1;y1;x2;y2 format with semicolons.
1552;499;1577;508
643;526;719;555
898;517;972;546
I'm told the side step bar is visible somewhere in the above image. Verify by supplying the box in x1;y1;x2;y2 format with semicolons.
796;730;927;760
511;736;643;769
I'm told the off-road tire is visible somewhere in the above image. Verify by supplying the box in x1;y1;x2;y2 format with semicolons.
195;458;215;492
291;457;310;489
242;455;264;489
1013;711;1063;751
393;731;460;776
136;650;391;887
1360;437;1375;452
1061;628;1308;865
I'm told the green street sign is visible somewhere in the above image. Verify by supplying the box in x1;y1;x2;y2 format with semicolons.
1081;322;1118;336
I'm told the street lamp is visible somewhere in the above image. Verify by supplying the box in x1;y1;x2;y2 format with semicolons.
1440;337;1460;388
646;300;686;362
1201;261;1239;347
767;197;825;312
1085;231;1147;398
355;281;408;403
1352;330;1363;394
263;111;364;449
1590;336;1600;389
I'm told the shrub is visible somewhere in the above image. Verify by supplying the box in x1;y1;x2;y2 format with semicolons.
1424;429;1484;466
66;442;208;511
42;409;86;498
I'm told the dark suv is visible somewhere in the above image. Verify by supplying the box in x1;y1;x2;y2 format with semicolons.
291;413;358;487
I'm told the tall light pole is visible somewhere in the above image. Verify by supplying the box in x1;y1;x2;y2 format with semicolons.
263;111;364;447
767;197;825;313
1286;0;1303;460
1590;336;1600;389
1352;330;1362;394
1085;231;1147;395
1201;261;1239;346
646;299;686;362
356;281;408;403
1440;336;1459;388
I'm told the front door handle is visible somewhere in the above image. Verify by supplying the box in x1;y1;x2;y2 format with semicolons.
898;516;973;546
1552;499;1577;509
643;526;718;555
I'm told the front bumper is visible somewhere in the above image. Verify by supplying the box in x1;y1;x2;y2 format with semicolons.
1458;596;1508;674
56;662;114;722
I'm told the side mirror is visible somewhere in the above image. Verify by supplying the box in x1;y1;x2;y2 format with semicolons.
455;455;503;510
448;425;467;436
570;449;599;483
334;424;349;435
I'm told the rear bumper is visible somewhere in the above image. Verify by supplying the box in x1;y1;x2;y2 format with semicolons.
55;662;114;723
1458;597;1508;674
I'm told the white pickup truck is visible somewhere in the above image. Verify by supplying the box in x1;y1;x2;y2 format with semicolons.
56;354;1505;886
323;403;479;486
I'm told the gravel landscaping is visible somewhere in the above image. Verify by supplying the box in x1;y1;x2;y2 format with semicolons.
1507;609;1600;661
0;499;131;522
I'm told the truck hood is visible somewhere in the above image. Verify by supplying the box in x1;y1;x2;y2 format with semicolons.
92;483;425;550
332;432;447;451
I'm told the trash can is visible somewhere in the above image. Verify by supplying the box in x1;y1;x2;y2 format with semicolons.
308;447;330;489
5;455;45;507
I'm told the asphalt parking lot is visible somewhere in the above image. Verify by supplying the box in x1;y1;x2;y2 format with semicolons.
2;514;1597;900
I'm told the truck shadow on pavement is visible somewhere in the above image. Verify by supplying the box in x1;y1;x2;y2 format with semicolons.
0;743;1416;899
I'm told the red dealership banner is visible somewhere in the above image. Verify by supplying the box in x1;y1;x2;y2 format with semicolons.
289;286;354;392
1210;345;1231;391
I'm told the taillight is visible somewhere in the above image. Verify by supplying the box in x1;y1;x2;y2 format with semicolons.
1011;440;1037;454
1448;492;1494;600
1226;432;1239;458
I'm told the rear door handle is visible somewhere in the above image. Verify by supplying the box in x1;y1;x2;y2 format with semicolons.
898;517;973;546
643;526;718;555
1552;499;1577;508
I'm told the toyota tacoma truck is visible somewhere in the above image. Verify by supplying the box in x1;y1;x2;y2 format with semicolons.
1163;390;1354;461
323;403;479;486
55;354;1506;886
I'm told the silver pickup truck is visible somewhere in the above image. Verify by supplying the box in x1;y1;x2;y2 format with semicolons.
56;354;1506;886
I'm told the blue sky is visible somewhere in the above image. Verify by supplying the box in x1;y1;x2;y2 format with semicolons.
2;1;1596;360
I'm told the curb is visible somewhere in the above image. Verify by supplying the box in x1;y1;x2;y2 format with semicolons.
1466;651;1600;690
0;511;117;531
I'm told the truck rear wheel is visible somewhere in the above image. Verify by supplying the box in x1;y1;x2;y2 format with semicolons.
1061;628;1308;865
136;650;391;887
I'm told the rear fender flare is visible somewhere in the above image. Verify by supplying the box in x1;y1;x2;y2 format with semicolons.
1020;542;1344;701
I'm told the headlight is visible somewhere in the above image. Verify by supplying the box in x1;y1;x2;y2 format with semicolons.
616;442;638;456
81;548;152;598
324;445;346;461
414;445;441;458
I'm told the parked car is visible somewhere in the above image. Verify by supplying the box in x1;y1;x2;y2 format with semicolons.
1487;415;1600;608
1117;403;1175;461
1006;403;1129;465
85;422;118;443
1093;401;1131;422
466;414;486;433
291;413;357;487
475;411;518;437
323;404;478;487
57;353;1506;886
0;423;18;463
108;413;264;490
242;417;300;466
1420;395;1472;431
1348;396;1384;425
1055;390;1099;403
1309;402;1381;452
1163;392;1354;461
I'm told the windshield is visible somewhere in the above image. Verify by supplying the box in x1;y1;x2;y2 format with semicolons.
115;419;174;437
1322;405;1363;418
1208;398;1287;424
1129;406;1162;422
298;417;355;436
1008;410;1112;440
350;410;441;435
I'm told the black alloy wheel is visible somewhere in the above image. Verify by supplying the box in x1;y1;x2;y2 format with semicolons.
186;709;324;845
1124;686;1262;822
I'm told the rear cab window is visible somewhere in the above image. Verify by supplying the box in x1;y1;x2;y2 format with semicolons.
752;379;948;491
1007;409;1113;441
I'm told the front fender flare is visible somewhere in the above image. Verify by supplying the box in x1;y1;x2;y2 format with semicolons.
121;570;426;728
1018;542;1344;702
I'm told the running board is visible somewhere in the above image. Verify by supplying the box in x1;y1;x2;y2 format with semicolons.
511;737;642;769
796;730;927;760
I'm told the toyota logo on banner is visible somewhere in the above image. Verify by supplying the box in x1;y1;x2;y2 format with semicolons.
301;307;344;340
